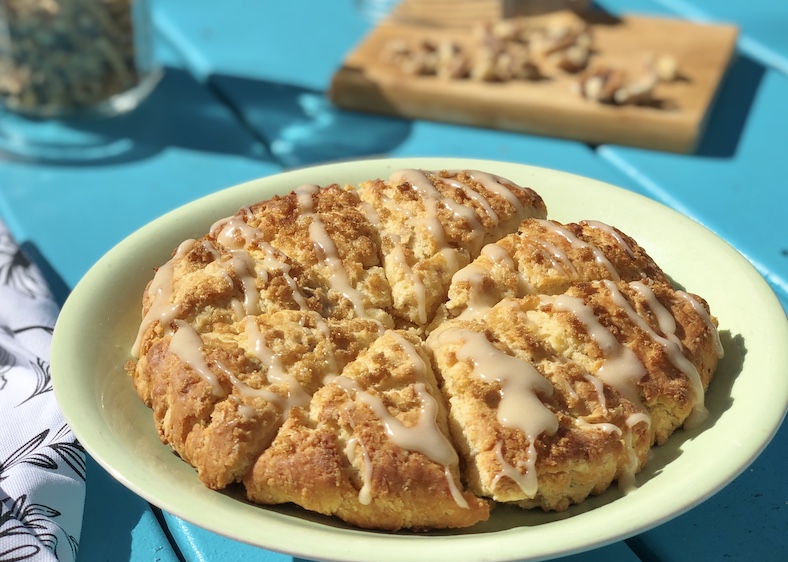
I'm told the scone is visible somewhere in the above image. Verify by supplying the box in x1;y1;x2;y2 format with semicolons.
128;167;722;530
244;329;490;530
428;279;720;511
358;169;546;329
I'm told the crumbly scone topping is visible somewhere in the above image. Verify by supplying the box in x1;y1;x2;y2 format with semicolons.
128;168;721;531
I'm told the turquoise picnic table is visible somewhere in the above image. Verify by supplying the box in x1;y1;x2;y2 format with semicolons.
0;1;785;561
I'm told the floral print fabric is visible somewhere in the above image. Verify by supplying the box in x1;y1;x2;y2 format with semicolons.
0;219;85;562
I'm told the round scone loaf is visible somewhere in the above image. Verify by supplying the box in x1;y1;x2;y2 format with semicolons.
128;168;722;531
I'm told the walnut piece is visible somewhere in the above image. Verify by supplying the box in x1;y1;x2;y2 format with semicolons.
576;66;658;106
652;54;680;82
383;38;471;79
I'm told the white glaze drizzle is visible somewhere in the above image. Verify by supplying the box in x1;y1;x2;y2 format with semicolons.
677;291;724;358
548;293;656;491
584;372;608;413
327;331;469;509
482;242;515;266
392;169;485;254
390;171;454;254
531;239;579;278
132;239;196;357
390;170;489;268
550;294;647;408
490;440;532;495
536;219;621;280
201;239;223;260
561;376;580;402
211;210;340;375
359;200;381;229
244;317;310;411
434;328;558;498
169;320;224;396
150;208;339;406
466;170;528;219
385;330;469;508
296;183;370;321
384;169;536;302
212;212;258;250
451;243;517;320
229;250;261;316
441;177;499;222
602;280;707;427
575;417;622;435
328;375;376;504
629;281;680;346
236;401;257;421
619;412;651;492
344;436;374;505
390;234;428;324
580;220;636;258
212;214;313;314
221;367;281;404
356;383;467;506
229;298;246;321
170;320;295;409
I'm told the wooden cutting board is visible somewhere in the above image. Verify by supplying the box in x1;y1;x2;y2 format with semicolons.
330;3;738;153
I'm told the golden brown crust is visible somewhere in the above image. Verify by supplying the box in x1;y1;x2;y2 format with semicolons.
128;168;721;530
427;302;649;511
358;169;547;329
245;331;491;530
442;218;670;321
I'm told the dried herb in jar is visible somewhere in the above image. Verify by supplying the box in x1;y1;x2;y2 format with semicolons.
0;0;156;116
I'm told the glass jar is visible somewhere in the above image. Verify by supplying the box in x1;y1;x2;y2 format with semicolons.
0;0;161;118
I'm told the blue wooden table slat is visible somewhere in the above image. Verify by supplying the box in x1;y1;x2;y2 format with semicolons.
75;457;181;562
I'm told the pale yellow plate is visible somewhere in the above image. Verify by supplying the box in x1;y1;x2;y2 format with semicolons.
51;158;788;562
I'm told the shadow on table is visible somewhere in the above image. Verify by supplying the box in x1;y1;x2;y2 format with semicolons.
75;456;168;561
20;241;70;308
0;66;414;169
694;53;766;158
0;66;274;167
207;73;413;168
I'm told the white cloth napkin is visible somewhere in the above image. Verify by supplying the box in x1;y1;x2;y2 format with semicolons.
0;219;85;562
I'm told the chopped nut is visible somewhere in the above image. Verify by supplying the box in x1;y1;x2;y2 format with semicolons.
654;54;680;82
576;66;627;104
491;19;523;42
577;65;658;106
472;21;493;44
574;30;593;51
552;44;591;73
471;48;500;82
613;73;657;105
501;42;540;80
398;40;437;75
382;38;411;65
473;22;508;54
469;38;538;82
530;22;591;57
436;40;471;79
383;38;471;79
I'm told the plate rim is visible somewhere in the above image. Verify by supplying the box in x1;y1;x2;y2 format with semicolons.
52;157;788;562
